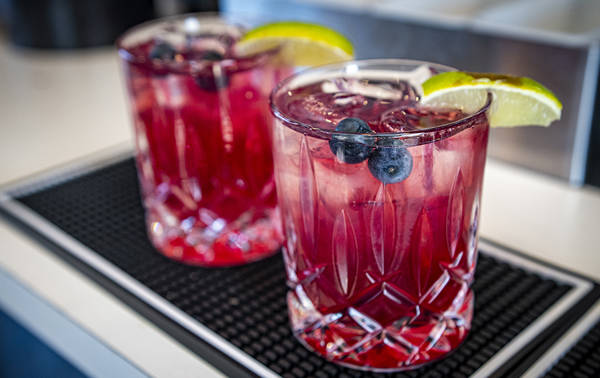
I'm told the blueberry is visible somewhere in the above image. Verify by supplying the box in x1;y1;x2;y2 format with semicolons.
194;51;228;91
202;50;224;61
367;140;413;184
328;118;374;164
149;41;176;60
195;74;229;91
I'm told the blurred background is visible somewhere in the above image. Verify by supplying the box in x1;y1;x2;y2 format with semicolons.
0;0;598;377
0;0;598;186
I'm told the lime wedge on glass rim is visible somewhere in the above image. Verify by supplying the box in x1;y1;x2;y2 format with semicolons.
421;72;562;127
235;21;354;66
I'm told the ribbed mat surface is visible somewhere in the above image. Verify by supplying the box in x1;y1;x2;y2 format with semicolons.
16;158;572;377
543;319;600;378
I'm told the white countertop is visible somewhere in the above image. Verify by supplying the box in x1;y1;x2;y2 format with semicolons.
0;37;599;377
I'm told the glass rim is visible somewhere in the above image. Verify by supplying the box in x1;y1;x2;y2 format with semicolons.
270;58;492;142
116;12;279;70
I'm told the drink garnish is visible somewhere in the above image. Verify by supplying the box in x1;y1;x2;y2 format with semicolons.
235;21;354;66
149;41;176;60
329;118;374;164
421;71;562;127
202;50;225;61
329;118;414;183
368;139;413;184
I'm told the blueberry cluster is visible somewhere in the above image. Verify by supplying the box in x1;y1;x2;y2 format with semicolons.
328;118;413;184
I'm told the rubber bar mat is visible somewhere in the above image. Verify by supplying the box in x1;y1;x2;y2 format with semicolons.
544;322;600;377
0;157;597;378
514;300;600;378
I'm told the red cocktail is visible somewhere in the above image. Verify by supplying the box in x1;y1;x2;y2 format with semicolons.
119;15;287;266
271;60;490;370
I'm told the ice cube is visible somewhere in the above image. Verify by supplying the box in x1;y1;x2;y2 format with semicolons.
331;92;367;108
321;78;417;101
378;106;468;133
288;93;346;128
379;107;422;133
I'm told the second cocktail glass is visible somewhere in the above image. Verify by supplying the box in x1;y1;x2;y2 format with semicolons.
118;14;290;266
270;60;491;371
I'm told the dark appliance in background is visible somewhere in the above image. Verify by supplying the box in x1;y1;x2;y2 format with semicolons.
1;0;219;49
585;74;600;187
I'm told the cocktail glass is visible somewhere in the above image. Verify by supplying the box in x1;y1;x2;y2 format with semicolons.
270;59;491;371
118;14;289;266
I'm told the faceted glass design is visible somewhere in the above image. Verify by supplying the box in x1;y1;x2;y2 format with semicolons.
118;15;290;266
270;60;490;371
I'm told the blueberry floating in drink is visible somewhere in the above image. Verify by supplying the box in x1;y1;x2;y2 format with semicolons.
202;50;224;61
328;117;374;164
195;72;229;91
149;41;176;60
195;50;228;91
195;50;229;90
368;139;413;184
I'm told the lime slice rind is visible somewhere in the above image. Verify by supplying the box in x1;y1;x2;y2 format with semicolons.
421;72;562;128
241;21;353;56
235;21;354;67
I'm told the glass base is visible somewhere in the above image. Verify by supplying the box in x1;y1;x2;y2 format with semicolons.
145;207;283;266
288;289;472;371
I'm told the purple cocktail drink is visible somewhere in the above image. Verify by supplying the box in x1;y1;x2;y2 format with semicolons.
271;60;490;370
119;15;289;266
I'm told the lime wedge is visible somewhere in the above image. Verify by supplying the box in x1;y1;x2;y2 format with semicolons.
235;21;354;66
421;72;562;127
